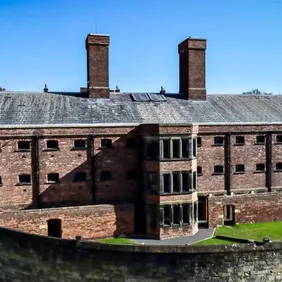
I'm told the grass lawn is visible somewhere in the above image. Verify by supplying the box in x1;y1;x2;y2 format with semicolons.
194;221;282;246
95;237;137;245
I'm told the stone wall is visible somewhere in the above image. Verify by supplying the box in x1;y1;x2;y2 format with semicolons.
0;226;282;281
0;204;134;239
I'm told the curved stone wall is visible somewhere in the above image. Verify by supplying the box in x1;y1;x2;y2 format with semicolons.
0;226;282;281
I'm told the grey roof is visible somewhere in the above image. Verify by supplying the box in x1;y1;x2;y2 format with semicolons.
0;91;282;128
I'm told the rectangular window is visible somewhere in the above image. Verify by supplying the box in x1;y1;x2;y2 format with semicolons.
145;139;159;160
276;135;282;143
126;170;137;179
163;139;170;159
172;173;181;192
47;173;59;183
182;204;190;224
0;176;2;185
74;140;86;149
18;174;31;184
46;140;59;150
197;166;202;176
160;208;164;226
18;141;31;151
163;206;171;226
101;139;112;149
163;174;170;193
173;205;181;225
100;171;112;181
194;202;198;223
192;138;197;157
214;137;224;146
276;163;282;171
235;164;245;173
235;136;245;145
182;139;189;158
193;171;197;190
214;165;224;174
256;163;265;172
197;137;202;147
172;139;180;158
182;172;189;192
256;135;265;144
126;138;137;148
147;172;159;193
74;172;87;182
224;205;235;222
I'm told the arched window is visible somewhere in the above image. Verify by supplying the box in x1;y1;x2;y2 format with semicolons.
47;219;62;238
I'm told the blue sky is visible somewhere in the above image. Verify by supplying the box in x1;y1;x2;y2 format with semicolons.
1;0;282;94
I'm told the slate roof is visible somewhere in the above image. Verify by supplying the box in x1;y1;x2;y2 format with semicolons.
0;91;282;128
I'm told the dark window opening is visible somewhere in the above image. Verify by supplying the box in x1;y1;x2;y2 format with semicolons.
100;171;112;181
182;139;189;158
235;164;245;173
182;205;190;224
214;165;224;174
235;136;245;144
194;202;198;223
74;140;86;149
126;138;137;148
74;172;87;182
127;170;137;179
193;171;197;190
256;135;265;144
173;205;181;225
163;206;171;226
256;163;265;172
18;141;30;151
276;135;282;143
163;174;170;193
47;219;62;238
198;197;207;222
197;166;202;176
197;137;202;147
160;208;164;226
163;139;170;159
0;176;2;185
101;139;112;149
148;205;158;229
182;172;189;192
145;140;159;160
192;138;197;157
18;174;31;184
47;140;59;150
147;172;159;193
172;139;180;158
224;205;235;225
214;137;224;146
47;173;59;183
172;173;181;192
276;163;282;171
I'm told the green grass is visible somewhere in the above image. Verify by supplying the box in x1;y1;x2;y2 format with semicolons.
215;221;282;241
194;221;282;246
95;237;137;245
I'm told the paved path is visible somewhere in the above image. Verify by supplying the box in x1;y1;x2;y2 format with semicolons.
133;228;215;245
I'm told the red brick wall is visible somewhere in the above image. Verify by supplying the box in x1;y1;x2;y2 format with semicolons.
0;138;33;209
208;192;282;227
0;204;134;239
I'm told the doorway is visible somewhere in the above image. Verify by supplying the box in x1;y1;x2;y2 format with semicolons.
223;205;235;225
47;219;62;238
198;196;207;224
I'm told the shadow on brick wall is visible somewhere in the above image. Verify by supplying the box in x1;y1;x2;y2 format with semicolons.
24;126;146;236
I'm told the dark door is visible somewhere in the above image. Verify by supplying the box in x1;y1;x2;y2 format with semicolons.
47;219;62;238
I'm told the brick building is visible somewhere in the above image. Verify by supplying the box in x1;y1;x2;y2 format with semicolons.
1;33;282;240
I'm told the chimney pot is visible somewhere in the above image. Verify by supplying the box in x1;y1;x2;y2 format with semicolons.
43;84;48;93
160;86;166;94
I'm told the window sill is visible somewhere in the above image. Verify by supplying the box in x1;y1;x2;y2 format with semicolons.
233;172;245;174
275;142;282;145
254;142;265;145
71;147;86;151
254;171;265;174
212;172;224;175
16;183;31;186
43;149;59;152
212;144;224;147
45;181;60;184
274;170;282;172
16;149;31;152
159;158;194;162
197;173;203;176
160;191;193;195
233;143;245;146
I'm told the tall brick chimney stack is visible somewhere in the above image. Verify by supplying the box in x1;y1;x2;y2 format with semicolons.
178;38;207;100
85;34;110;98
